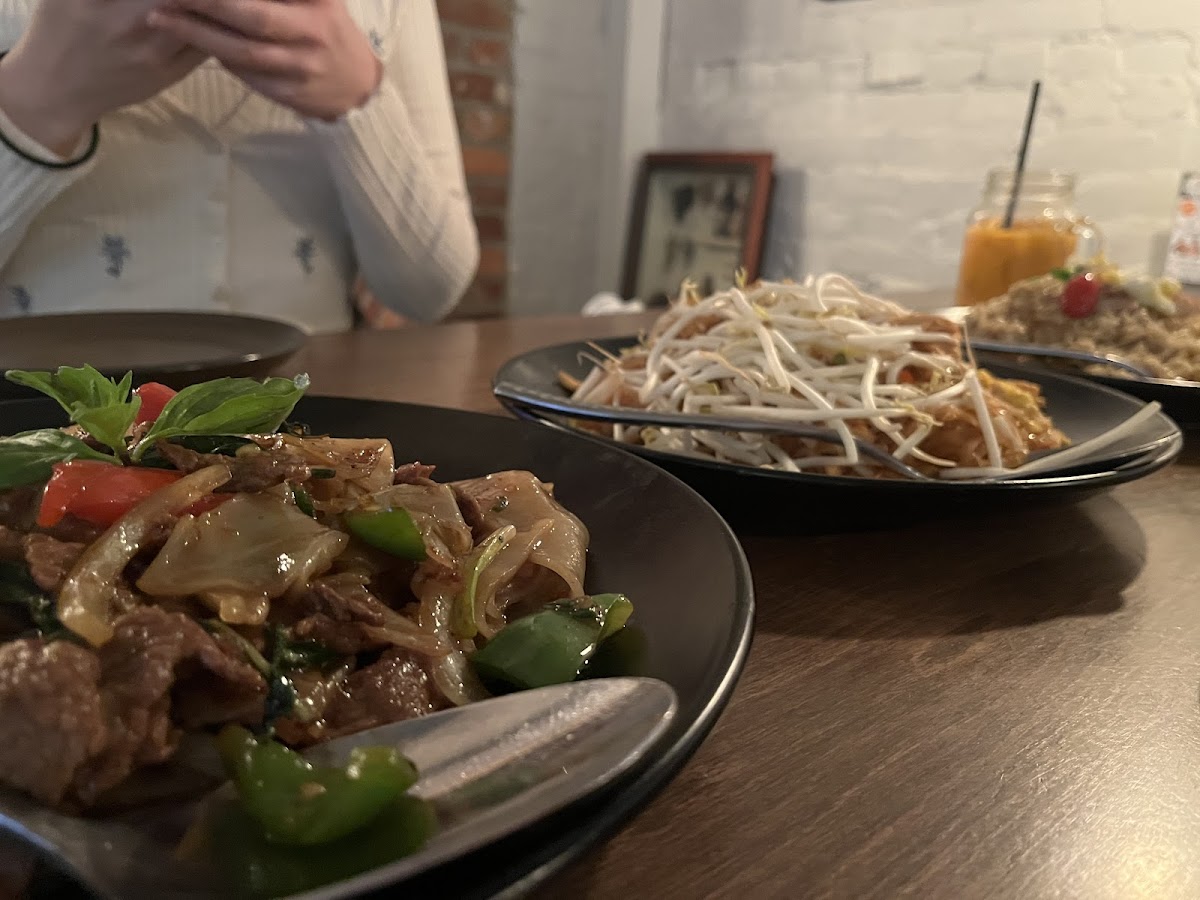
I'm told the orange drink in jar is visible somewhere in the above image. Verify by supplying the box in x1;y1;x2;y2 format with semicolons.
954;170;1102;307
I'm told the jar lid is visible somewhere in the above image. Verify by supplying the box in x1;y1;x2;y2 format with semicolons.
985;168;1077;200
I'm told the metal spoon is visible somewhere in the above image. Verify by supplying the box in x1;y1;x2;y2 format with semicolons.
967;339;1155;379
0;677;677;900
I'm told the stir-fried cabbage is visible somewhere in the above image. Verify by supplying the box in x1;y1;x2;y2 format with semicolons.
452;472;588;635
138;493;348;623
59;464;232;646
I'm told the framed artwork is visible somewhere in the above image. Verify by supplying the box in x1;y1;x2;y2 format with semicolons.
621;152;774;305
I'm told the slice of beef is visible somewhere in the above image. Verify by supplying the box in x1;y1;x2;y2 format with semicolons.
42;515;106;545
61;425;111;454
321;649;442;739
106;608;266;729
451;484;488;539
0;639;107;806
291;616;386;655
393;462;437;485
72;608;266;807
21;534;145;617
0;608;265;810
0;526;24;562
273;667;351;748
155;441;311;493
287;575;396;655
22;534;84;593
0;487;38;531
307;576;391;625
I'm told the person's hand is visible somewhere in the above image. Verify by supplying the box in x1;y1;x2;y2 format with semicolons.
147;0;383;122
0;0;206;157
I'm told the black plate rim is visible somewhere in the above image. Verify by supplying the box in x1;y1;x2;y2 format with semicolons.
463;570;755;900
966;345;1200;429
967;339;1200;390
0;395;756;900
494;335;1184;494
504;398;1183;495
0;310;308;377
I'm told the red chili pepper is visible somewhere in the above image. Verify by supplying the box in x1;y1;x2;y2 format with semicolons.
37;460;228;529
1061;273;1101;319
132;382;177;426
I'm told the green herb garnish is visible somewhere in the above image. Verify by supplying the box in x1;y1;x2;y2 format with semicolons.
0;561;73;639
6;366;139;456
205;621;338;731
132;375;310;460
0;430;115;490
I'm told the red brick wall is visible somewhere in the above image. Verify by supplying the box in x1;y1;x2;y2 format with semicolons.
437;0;514;318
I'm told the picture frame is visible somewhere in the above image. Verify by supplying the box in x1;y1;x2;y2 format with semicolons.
621;152;774;305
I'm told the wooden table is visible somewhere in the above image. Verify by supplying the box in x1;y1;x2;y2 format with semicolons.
288;316;1200;900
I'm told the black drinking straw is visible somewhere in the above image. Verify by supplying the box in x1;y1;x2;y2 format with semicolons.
1003;80;1042;229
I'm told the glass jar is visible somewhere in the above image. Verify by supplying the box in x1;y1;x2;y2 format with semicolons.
954;169;1103;306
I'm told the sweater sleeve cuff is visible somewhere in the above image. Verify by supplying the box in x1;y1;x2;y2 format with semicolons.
0;104;95;167
0;108;97;228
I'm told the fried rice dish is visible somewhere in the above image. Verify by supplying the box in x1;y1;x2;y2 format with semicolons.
968;259;1200;381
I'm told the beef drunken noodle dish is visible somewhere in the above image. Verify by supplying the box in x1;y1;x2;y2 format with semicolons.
0;368;631;852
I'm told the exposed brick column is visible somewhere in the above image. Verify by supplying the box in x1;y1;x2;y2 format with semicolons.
438;0;514;318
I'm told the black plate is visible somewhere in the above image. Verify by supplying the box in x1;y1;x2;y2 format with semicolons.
0;397;754;899
494;337;1184;530
1080;372;1200;430
0;312;307;397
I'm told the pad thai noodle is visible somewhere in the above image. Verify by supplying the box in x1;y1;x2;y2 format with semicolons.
0;369;630;820
566;273;1072;479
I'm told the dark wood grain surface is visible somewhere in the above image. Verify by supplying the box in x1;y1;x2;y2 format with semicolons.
287;316;1200;900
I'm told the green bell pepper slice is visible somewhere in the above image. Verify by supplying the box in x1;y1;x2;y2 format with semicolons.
344;508;426;560
216;725;419;847
470;593;634;692
191;793;436;900
292;485;316;518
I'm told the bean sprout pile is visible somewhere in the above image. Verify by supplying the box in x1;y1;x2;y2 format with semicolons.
568;274;1070;479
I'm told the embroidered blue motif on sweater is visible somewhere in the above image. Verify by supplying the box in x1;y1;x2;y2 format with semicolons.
295;237;316;275
101;235;130;278
8;286;31;314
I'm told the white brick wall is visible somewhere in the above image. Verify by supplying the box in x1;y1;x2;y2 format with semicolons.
659;0;1200;293
510;2;624;314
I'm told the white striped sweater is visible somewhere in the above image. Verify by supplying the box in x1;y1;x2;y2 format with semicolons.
0;0;479;334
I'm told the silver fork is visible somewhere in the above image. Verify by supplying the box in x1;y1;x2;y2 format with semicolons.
493;382;935;481
496;383;1166;484
968;339;1155;379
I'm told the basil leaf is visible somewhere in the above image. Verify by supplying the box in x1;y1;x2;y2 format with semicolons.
0;429;116;490
5;366;139;456
133;375;309;460
271;627;339;672
0;562;72;640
